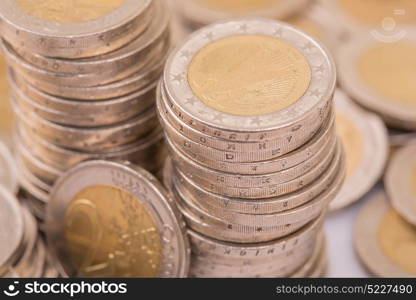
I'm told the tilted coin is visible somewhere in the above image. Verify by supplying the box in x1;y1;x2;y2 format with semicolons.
163;18;335;144
337;33;416;130
176;0;312;28
6;0;169;77
0;139;18;194
0;0;154;58
385;144;416;226
0;186;24;276
355;191;416;277
47;160;190;278
330;90;388;211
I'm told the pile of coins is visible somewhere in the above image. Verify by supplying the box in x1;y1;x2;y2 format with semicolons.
0;0;170;220
159;19;344;277
0;186;58;278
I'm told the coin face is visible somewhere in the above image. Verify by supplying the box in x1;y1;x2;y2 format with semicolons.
379;210;416;274
355;191;416;277
358;42;416;109
337;0;416;26
188;34;311;116
64;185;162;277
336;112;363;178
47;161;190;278
15;0;124;24
385;144;416;226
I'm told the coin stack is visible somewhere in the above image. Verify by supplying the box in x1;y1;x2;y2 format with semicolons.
159;19;344;277
0;0;170;220
0;186;58;278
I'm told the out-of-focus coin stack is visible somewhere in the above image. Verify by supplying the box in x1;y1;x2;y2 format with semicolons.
0;0;170;221
159;19;344;277
0;186;58;278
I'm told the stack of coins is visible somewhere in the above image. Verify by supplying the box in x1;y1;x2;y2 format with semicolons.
0;0;170;220
0;186;57;278
158;19;344;277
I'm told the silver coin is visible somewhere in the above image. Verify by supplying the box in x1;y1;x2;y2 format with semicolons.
47;160;190;278
0;0;154;58
163;19;335;143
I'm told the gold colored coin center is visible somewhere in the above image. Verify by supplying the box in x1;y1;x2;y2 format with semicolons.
338;0;416;25
336;113;364;178
64;185;162;278
197;0;277;13
188;35;311;116
379;210;416;273
358;42;416;108
15;0;124;24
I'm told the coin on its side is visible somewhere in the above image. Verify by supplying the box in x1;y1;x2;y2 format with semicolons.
0;186;24;276
337;33;416;130
46;160;190;278
355;191;416;277
330;90;388;211
385;144;416;226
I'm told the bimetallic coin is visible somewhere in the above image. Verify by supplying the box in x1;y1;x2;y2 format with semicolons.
355;191;416;277
0;0;154;58
0;186;24;276
47;160;190;278
385;144;416;226
330;90;388;211
163;19;335;143
337;33;416;130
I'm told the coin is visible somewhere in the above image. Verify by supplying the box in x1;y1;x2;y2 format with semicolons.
47;160;190;278
0;186;24;276
0;0;155;58
337;33;416;130
163;19;335;144
0;139;18;194
176;0;312;28
355;191;416;277
0;55;14;144
385;144;416;226
330;90;388;211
